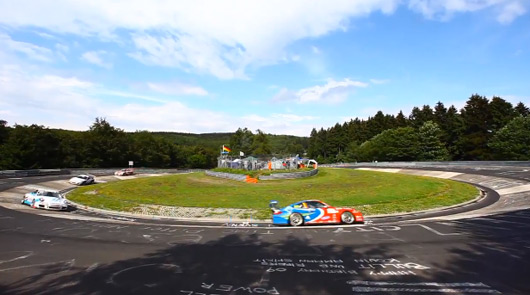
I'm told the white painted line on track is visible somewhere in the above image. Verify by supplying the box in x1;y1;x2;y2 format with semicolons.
496;184;530;195
347;280;501;294
350;287;501;293
38;213;131;223
0;251;33;265
0;259;75;273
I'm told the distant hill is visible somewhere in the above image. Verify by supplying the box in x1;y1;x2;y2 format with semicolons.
152;132;232;149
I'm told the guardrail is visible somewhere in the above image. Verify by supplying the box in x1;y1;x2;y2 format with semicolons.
323;161;530;168
0;169;70;179
0;168;203;178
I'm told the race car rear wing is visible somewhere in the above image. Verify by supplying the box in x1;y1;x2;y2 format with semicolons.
269;200;281;213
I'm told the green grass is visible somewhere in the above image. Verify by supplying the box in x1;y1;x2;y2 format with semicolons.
67;168;478;220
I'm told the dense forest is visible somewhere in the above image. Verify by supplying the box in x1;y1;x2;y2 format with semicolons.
0;94;528;170
0;118;308;170
307;94;530;163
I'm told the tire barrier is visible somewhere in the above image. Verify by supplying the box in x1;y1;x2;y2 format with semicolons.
205;170;247;182
205;169;318;182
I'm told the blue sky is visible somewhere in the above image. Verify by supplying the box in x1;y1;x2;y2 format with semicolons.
0;0;528;136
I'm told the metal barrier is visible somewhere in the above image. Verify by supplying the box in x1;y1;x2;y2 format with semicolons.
260;169;318;180
205;170;247;182
0;169;70;179
323;161;530;168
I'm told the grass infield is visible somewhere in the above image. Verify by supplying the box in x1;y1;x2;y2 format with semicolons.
67;168;478;220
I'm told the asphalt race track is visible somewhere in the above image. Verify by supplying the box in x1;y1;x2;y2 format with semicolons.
1;166;529;295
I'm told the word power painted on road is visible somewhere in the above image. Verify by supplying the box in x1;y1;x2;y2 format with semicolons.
180;282;280;294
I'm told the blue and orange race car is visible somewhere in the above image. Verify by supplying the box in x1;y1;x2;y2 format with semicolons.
269;199;364;226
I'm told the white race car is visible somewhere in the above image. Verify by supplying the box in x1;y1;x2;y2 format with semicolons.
69;174;95;185
114;168;134;176
21;190;68;210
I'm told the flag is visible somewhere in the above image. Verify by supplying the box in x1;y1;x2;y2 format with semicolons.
222;145;232;153
240;151;244;157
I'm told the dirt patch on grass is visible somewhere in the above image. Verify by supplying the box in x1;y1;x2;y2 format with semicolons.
130;204;258;220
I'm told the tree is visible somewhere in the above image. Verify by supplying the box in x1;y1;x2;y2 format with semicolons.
0;120;9;145
409;105;434;128
395;111;408;127
56;129;86;168
458;94;492;160
357;127;420;161
417;121;449;161
284;142;305;156
367;111;390;138
515;102;529;117
444;105;464;159
0;124;62;169
489;96;515;132
130;131;171;167
433;101;447;127
489;116;530;160
327;123;347;157
307;128;319;159
345;118;371;144
251;129;271;155
229;128;254;156
85;118;128;167
344;141;361;162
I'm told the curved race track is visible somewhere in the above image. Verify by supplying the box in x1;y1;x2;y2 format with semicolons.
0;166;529;295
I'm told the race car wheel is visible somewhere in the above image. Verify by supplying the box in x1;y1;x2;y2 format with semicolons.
341;212;355;224
289;213;304;226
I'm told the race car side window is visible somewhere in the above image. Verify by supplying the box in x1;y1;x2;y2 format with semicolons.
307;201;326;208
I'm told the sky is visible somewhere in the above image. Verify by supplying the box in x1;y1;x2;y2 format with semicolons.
0;0;529;137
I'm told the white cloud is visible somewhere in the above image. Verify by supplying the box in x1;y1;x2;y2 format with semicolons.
147;81;208;96
408;0;528;24
272;113;318;122
0;65;94;112
98;90;169;104
497;1;526;24
241;113;318;136
81;51;112;69
35;31;58;40
369;78;390;85
0;64;314;135
0;1;525;79
129;33;248;80
0;33;53;62
0;65;101;129
55;43;69;52
0;0;401;79
273;78;368;104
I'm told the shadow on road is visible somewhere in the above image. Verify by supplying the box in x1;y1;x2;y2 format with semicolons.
1;209;529;295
